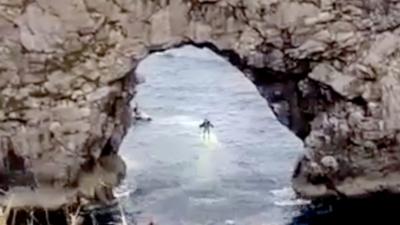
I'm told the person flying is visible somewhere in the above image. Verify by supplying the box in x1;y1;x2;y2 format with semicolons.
199;118;214;139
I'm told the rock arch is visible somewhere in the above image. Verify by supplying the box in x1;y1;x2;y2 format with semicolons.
1;0;400;208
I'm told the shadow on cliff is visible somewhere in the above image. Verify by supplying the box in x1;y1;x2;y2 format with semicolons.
290;195;400;225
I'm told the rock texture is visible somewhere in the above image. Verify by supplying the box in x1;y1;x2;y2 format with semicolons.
1;0;400;207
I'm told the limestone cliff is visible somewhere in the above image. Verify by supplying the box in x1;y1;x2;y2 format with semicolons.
1;0;400;207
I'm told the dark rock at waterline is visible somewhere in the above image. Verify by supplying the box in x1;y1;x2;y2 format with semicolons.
7;209;68;225
291;194;400;225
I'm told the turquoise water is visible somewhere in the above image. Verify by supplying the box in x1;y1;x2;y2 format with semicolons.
117;46;304;225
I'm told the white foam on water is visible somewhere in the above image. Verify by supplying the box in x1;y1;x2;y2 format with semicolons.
121;154;142;170
270;187;294;198
115;181;137;199
273;199;311;207
114;189;133;199
270;187;310;207
225;219;236;225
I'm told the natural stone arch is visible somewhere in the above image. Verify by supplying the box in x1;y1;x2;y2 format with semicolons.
1;0;400;213
144;40;316;140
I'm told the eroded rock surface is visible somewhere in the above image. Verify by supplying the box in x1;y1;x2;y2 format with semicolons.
1;0;400;207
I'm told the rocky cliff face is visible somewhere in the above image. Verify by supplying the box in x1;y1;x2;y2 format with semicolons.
1;0;400;207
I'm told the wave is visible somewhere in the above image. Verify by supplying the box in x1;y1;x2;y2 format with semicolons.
270;187;310;207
